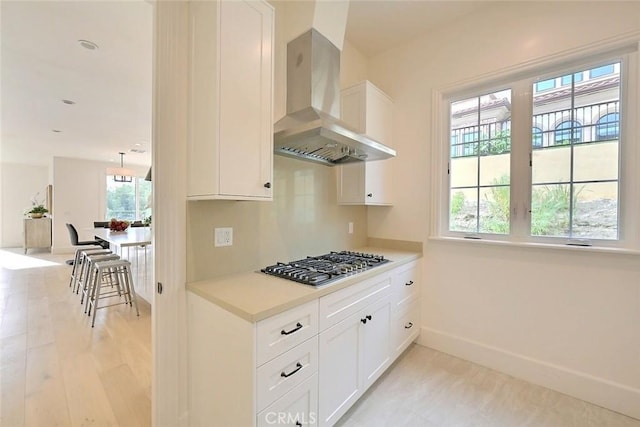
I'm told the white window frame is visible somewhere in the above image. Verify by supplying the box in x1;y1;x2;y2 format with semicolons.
430;39;640;251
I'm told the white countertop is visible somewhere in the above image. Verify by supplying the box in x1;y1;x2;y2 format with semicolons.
186;247;422;323
93;227;152;247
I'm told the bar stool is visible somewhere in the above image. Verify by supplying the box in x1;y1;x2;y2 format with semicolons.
87;259;140;327
79;253;121;306
73;249;115;294
69;247;110;291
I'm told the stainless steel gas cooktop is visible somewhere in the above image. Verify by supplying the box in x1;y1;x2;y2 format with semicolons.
261;251;390;286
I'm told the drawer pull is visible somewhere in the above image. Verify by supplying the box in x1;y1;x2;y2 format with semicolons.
405;280;414;286
361;314;372;324
296;422;302;427
281;322;303;335
405;322;414;329
281;362;303;378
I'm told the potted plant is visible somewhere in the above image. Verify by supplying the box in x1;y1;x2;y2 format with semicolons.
28;205;48;218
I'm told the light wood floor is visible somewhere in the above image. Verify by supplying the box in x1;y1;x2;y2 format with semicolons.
337;345;640;427
2;249;639;427
0;248;151;426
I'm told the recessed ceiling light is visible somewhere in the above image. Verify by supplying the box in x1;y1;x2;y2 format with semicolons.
52;129;62;133
78;39;99;50
62;99;76;105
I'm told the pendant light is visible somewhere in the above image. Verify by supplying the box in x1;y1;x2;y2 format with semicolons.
107;152;134;182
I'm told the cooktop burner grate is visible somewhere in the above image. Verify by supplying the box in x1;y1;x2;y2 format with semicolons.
261;250;390;286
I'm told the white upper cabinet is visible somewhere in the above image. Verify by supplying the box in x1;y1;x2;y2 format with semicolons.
337;81;394;206
188;0;274;200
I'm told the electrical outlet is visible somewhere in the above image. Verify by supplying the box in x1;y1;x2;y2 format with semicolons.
348;222;354;234
214;227;233;247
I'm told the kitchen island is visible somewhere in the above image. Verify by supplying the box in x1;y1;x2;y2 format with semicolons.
187;244;422;427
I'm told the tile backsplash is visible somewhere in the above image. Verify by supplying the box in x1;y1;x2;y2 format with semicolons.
187;156;368;282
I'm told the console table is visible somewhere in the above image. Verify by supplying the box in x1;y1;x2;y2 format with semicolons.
23;218;52;254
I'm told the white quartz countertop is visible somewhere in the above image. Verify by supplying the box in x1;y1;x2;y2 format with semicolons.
186;247;422;322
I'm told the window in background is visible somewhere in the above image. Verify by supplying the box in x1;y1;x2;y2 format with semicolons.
589;64;615;78
554;120;583;145
595;112;620;140
535;78;555;92
106;177;152;221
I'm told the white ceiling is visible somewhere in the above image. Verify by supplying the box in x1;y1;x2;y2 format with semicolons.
1;0;153;167
0;0;486;168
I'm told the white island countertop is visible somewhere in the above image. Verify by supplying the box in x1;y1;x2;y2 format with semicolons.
186;247;421;323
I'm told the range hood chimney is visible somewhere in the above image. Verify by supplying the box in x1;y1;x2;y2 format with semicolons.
273;29;396;166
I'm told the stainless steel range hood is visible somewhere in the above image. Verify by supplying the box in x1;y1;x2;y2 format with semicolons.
274;29;396;166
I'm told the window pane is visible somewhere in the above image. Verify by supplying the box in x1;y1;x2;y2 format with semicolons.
531;184;570;237
479;185;510;234
450;89;510;234
532;146;571;184
450;157;478;188
531;62;620;240
106;179;136;221
138;179;153;221
449;188;477;233
589;64;614;78
535;78;555;92
573;182;618;239
532;127;543;148
573;142;618;182
479;155;509;187
595;112;619;140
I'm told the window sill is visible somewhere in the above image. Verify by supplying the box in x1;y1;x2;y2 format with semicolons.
428;236;640;256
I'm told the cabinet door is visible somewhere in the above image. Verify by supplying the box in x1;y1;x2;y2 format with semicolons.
318;313;362;427
336;163;365;204
360;294;392;389
219;0;273;198
257;373;318;427
392;298;420;358
338;81;393;206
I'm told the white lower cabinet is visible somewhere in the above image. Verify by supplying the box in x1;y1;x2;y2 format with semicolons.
318;293;393;426
187;259;420;427
257;373;319;427
318;311;362;426
361;295;392;389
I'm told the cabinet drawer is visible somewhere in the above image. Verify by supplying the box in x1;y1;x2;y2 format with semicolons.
257;336;318;412
257;372;318;427
394;261;419;307
319;272;392;332
257;300;318;366
392;299;420;356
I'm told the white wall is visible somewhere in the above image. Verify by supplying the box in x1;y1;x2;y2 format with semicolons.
366;1;640;419
51;156;148;253
0;162;50;247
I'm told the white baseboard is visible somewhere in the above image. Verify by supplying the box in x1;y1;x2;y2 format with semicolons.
418;326;640;420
